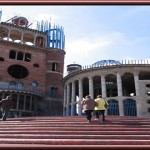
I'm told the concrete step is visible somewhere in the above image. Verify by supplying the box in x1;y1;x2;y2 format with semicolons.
0;116;149;148
0;130;150;135
0;134;149;140
0;138;149;145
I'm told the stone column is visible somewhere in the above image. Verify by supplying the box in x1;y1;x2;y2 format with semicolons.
89;77;94;99
21;33;23;43
71;81;75;116
16;94;19;110
118;100;124;116
101;75;106;98
63;84;67;116
7;30;11;41
66;84;70;116
78;78;83;116
134;72;140;96
117;73;123;96
33;33;37;46
23;95;26;110
136;101;141;117
29;96;32;111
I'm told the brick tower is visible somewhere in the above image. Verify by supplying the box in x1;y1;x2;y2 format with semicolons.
0;14;65;117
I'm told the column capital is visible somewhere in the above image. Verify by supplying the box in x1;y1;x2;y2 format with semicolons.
133;71;140;76
101;74;106;78
117;72;124;77
88;76;93;80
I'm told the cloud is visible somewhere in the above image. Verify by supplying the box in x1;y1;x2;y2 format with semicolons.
31;13;60;29
35;13;59;22
63;31;127;76
64;29;150;76
119;6;150;18
65;31;125;66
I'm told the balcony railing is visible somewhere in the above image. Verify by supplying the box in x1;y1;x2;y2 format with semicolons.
0;82;44;97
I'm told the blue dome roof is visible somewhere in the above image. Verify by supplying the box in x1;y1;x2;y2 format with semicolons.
92;60;121;66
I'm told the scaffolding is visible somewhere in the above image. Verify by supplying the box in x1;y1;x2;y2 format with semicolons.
36;20;65;50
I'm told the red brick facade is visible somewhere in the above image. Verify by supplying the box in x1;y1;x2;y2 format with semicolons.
0;17;65;117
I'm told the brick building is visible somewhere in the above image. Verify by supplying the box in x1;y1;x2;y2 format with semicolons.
0;15;65;117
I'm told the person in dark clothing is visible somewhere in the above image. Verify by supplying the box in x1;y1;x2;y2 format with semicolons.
0;95;12;121
81;95;97;123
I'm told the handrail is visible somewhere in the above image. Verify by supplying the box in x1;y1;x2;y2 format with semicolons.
0;82;44;97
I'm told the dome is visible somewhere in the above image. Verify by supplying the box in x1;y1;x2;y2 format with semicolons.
12;16;29;27
92;60;122;66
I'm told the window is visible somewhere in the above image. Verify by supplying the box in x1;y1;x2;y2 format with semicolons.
33;63;39;68
32;81;38;87
8;65;29;79
25;53;31;62
146;84;150;88
9;50;31;62
9;81;16;89
17;83;24;90
17;52;24;60
50;87;56;97
9;50;16;59
0;57;4;61
52;63;56;71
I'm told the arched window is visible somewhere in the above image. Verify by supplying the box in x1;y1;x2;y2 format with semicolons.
52;63;56;71
9;50;16;59
31;81;38;87
50;87;56;97
25;53;31;62
17;52;24;60
17;83;24;90
9;81;17;89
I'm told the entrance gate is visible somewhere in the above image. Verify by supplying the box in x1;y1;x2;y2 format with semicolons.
107;99;119;116
124;99;137;116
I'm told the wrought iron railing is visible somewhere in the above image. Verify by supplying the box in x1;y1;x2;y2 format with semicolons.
0;82;44;97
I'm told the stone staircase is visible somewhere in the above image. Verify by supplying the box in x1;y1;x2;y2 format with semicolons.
0;116;150;149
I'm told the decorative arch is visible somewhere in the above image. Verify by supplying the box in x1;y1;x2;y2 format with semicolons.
10;29;22;41
23;32;34;44
122;73;136;96
105;74;117;97
0;27;9;38
83;77;89;97
93;76;101;98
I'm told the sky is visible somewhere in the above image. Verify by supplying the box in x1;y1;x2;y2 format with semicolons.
0;5;150;76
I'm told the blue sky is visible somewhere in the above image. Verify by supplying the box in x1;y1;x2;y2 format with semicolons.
0;5;150;75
